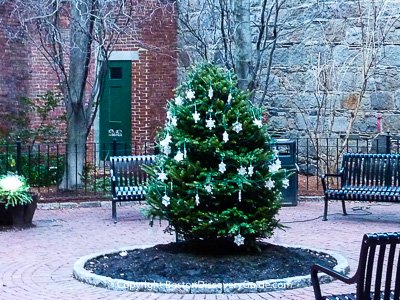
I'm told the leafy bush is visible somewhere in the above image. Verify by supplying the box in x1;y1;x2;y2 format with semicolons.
0;152;64;187
20;154;64;187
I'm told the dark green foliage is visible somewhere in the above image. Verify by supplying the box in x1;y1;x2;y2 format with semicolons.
0;150;64;187
0;91;65;188
145;63;288;245
20;154;64;187
81;162;111;193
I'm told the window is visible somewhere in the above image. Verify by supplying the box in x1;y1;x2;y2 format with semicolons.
110;67;122;79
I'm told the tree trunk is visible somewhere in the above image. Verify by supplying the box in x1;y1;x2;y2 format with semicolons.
60;108;87;189
59;0;93;189
233;0;252;90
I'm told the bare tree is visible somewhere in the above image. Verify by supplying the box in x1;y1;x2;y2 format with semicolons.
9;0;173;188
293;0;400;174
177;0;286;103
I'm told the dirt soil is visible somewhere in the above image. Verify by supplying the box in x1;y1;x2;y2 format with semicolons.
84;240;336;284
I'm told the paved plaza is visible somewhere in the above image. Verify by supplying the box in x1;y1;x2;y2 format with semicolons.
0;199;399;300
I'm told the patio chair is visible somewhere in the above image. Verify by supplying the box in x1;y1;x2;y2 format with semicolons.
311;232;400;300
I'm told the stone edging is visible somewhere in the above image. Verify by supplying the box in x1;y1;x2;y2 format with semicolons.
37;201;133;210
73;244;349;294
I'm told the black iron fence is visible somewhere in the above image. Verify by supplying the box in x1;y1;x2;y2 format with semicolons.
294;133;399;194
0;133;398;199
0;139;155;198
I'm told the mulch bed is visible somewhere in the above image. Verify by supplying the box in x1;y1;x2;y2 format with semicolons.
85;240;336;284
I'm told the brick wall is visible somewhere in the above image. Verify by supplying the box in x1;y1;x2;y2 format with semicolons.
0;3;30;137
131;2;177;151
0;1;177;150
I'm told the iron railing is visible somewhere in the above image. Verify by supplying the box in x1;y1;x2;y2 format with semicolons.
294;133;399;194
0;133;398;199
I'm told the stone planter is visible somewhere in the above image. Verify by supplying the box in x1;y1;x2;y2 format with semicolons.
0;193;38;228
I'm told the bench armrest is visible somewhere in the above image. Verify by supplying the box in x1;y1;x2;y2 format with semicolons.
311;264;355;300
320;169;343;191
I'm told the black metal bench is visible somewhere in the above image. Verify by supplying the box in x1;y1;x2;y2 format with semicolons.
311;232;400;300
321;153;400;221
110;155;155;221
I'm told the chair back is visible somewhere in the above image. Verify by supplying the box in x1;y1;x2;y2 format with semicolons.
356;232;400;300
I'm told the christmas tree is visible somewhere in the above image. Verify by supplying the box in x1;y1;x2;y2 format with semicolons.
145;63;288;247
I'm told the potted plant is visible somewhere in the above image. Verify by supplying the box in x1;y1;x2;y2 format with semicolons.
0;173;37;228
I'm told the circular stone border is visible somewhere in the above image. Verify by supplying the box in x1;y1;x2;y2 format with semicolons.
73;244;350;294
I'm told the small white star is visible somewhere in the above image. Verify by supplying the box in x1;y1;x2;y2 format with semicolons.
175;96;183;106
174;150;184;162
186;89;195;101
253;118;263;128
208;86;214;99
162;194;170;206
234;234;245;246
195;194;200;206
157;171;168;182
192;110;201;123
170;116;178;127
218;161;226;174
283;178;290;189
160;133;172;147
222;131;229;143
232;121;243;133
205;184;213;194
237;166;247;176
206;117;216;130
269;159;282;173
265;179;275;190
248;165;254;176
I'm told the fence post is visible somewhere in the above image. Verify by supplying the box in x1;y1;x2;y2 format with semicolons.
386;132;391;154
16;137;21;175
112;139;117;156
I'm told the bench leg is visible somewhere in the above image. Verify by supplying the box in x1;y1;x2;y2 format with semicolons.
323;197;328;221
341;200;347;216
112;201;117;222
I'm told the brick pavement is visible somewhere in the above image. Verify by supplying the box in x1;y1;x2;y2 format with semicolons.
0;200;399;300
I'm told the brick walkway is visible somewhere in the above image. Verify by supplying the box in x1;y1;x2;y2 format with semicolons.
0;200;398;300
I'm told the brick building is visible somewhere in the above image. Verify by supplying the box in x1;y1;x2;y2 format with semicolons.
0;1;177;151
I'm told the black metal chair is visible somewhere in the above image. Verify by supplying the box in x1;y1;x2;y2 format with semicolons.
311;232;400;300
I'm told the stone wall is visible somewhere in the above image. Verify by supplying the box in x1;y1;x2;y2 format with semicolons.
177;0;400;139
267;0;400;139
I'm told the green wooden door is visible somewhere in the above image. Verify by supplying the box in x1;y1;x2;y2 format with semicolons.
100;61;132;159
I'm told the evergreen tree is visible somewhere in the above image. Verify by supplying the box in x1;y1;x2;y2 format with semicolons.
145;64;288;246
